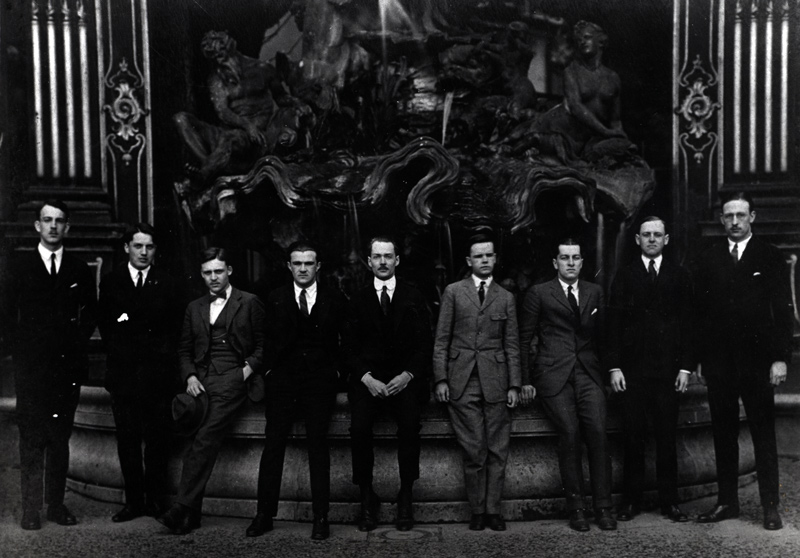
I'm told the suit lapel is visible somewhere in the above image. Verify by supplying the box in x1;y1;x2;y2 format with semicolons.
483;280;500;309
578;280;591;316
463;278;482;309
550;278;572;314
313;287;331;325
224;288;242;332
391;282;409;332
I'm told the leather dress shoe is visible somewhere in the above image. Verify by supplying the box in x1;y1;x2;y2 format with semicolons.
311;514;330;540
763;506;783;531
468;513;485;531
157;504;193;534
358;490;380;532
246;512;273;537
396;489;414;531
21;510;41;531
112;505;144;523
595;508;617;530
486;514;506;531
144;499;166;518
568;509;590;532
47;504;78;526
696;503;739;523
661;504;689;523
616;503;639;521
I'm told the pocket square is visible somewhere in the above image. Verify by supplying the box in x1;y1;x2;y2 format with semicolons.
753;272;761;276
591;308;598;315
70;283;78;288
117;313;129;322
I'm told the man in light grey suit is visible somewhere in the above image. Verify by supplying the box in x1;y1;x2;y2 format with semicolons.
433;233;521;532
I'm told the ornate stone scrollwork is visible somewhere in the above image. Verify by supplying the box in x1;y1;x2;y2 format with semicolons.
103;57;148;166
676;55;720;163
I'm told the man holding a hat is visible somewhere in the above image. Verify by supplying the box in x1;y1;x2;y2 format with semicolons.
157;247;265;535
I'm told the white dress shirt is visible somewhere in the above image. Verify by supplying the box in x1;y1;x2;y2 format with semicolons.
641;254;663;274
38;243;63;274
558;278;579;304
209;284;233;325
294;281;318;313
728;233;753;261
374;275;397;302
128;263;150;286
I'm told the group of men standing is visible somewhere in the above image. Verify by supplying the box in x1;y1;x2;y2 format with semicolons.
10;191;792;537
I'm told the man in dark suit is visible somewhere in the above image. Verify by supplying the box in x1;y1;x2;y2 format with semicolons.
433;234;521;532
247;241;346;540
11;199;96;530
157;247;265;535
693;191;792;530
606;217;693;523
343;236;432;532
98;223;182;522
519;239;615;532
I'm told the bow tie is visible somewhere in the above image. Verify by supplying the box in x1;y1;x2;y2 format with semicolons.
209;291;227;302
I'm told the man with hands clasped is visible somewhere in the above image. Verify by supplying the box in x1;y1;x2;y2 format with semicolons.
433;233;521;532
606;217;693;523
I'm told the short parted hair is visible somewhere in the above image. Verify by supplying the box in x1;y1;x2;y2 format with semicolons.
638;215;668;234
121;222;157;245
368;236;399;255
574;20;608;48
553;237;583;258
286;240;319;261
200;247;229;265
719;190;755;213
37;198;70;221
465;231;496;256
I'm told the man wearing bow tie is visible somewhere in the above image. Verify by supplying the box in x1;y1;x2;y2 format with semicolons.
606;217;694;523
247;241;347;540
433;233;521;532
519;239;615;532
343;237;432;532
693;191;793;530
98;223;183;523
11;199;96;530
158;248;265;534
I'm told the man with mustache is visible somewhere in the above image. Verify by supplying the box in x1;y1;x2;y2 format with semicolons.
693;191;792;530
343;236;432;532
157;248;265;535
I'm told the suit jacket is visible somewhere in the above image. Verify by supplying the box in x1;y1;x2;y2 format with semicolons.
432;278;522;403
693;236;793;376
519;278;604;397
12;249;97;385
264;283;347;383
178;287;265;399
98;264;183;394
343;280;432;402
606;258;695;379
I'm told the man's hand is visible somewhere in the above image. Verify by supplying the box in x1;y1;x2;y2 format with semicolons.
695;363;706;386
610;370;626;393
386;371;412;396
362;373;389;398
520;385;536;406
675;371;690;392
242;363;254;382
770;361;788;386
186;375;205;397
506;388;519;408
435;381;450;403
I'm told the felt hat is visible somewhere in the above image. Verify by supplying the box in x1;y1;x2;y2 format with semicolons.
171;391;208;436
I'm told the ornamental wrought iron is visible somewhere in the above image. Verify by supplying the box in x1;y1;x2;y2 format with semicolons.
103;57;148;166
676;55;720;163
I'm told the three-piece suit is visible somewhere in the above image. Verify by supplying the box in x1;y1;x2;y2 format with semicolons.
98;264;183;511
606;257;694;507
12;248;96;514
176;287;265;512
433;277;521;515
256;283;347;518
519;278;611;511
693;236;793;508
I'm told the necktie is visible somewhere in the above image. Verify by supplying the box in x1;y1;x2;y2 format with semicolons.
731;242;739;265
648;259;657;283
380;285;390;316
567;285;580;325
478;281;486;305
136;271;143;288
50;253;57;276
299;288;309;316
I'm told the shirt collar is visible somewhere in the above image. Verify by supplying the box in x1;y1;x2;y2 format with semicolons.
558;278;578;293
728;233;753;253
38;243;63;263
471;275;493;288
210;284;233;301
294;281;317;298
641;254;663;271
374;275;397;292
128;262;151;284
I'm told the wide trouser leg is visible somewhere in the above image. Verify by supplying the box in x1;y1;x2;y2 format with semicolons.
388;386;422;486
257;384;297;516
706;375;742;506
141;392;173;506
482;398;510;514
740;373;779;508
572;366;611;510
448;375;489;514
619;384;647;505
111;395;146;509
302;388;337;517
349;394;380;486
650;379;680;507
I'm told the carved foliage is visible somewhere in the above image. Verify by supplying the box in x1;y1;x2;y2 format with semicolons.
676;55;720;163
103;57;148;166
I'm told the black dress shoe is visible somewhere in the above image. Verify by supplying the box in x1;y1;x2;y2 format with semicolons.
157;504;188;532
21;510;41;531
468;513;485;531
616;503;639;521
396;489;414;531
112;505;144;523
46;504;78;526
358;491;380;532
763;506;783;531
595;508;617;531
486;514;506;531
144;499;166;518
246;512;273;537
311;514;330;540
696;503;739;523
661;504;689;523
568;509;590;532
